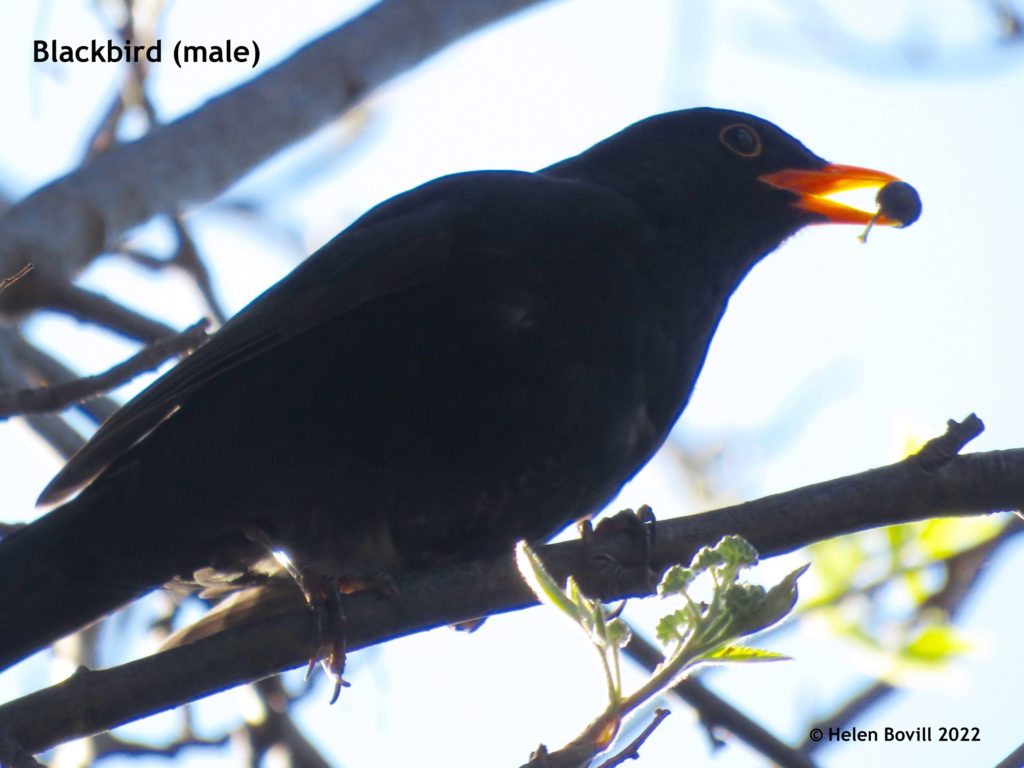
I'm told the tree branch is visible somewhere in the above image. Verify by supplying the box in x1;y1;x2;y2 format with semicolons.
0;264;32;294
624;634;817;768
0;331;86;459
1;419;1020;754
594;709;670;768
4;331;120;425
0;320;208;419
0;0;553;316
0;730;42;768
40;283;181;343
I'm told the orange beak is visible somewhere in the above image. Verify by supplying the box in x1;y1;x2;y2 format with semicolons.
759;164;920;228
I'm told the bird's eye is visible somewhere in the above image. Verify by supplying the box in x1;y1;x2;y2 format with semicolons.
719;124;762;158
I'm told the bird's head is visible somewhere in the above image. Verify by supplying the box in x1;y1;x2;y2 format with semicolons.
547;107;920;266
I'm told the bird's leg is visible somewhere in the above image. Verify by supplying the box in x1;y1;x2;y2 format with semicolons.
299;573;351;704
576;505;659;599
244;528;353;702
302;570;399;703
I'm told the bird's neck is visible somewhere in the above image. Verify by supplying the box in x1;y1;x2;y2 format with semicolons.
645;231;776;433
544;149;800;432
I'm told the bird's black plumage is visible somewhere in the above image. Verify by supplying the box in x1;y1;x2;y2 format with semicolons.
0;108;914;670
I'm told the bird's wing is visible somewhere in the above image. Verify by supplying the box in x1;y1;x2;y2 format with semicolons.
38;196;457;505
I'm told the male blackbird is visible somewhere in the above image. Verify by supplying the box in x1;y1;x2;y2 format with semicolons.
0;108;918;670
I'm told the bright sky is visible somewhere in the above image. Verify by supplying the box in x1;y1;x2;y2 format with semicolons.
0;1;1022;766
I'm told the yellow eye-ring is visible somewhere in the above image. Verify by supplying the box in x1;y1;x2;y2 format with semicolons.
719;123;762;158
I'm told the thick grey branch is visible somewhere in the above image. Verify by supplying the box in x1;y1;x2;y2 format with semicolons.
1;436;1021;754
0;0;552;315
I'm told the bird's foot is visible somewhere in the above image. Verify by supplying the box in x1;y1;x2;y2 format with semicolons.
300;570;401;702
299;575;351;704
576;505;658;599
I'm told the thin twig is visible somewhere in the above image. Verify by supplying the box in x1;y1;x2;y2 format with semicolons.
113;219;228;325
20;415;84;461
0;320;208;418
117;248;166;271
169;217;228;325
89;731;229;760
85;0;160;158
0;264;33;294
83;0;229;329
922;516;1023;616
624;634;818;768
85;87;127;158
0;332;86;459
594;708;670;768
6;331;121;424
244;678;334;768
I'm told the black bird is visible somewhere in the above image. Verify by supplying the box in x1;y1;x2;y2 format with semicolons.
0;108;918;671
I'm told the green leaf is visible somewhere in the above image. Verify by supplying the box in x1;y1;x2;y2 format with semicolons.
605;618;632;649
807;536;868;598
515;541;580;623
723;583;767;615
902;624;972;664
704;645;791;663
656;609;691;645
714;535;759;568
690;544;727;573
567;575;583;606
901;568;932;605
819;607;878;647
730;563;809;637
588;600;609;645
886;523;914;558
657;565;695;597
918;517;1003;560
566;576;600;635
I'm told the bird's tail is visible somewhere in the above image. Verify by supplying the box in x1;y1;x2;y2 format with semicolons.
0;483;198;671
162;578;304;650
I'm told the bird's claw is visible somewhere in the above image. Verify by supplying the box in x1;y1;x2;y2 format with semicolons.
299;575;351;703
299;570;402;702
577;505;658;598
